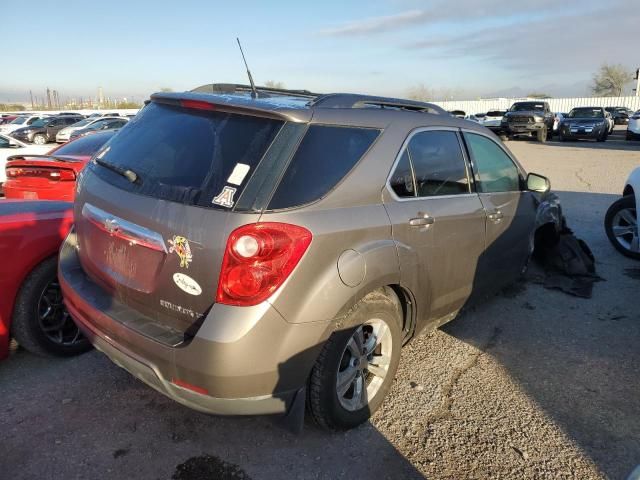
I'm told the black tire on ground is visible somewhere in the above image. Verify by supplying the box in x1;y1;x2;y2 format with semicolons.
32;134;47;145
546;129;553;141
307;288;403;431
627;131;634;141
11;257;91;357
604;195;640;260
537;127;547;143
597;130;607;142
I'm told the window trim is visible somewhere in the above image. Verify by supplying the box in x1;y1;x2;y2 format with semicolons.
385;126;475;202
459;128;527;193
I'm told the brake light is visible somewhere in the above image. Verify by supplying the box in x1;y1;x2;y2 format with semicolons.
181;99;216;111
6;167;76;181
216;223;312;306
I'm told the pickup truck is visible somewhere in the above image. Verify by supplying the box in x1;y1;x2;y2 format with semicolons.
501;101;555;142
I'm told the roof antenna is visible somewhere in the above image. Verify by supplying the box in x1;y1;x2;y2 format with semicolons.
236;37;258;99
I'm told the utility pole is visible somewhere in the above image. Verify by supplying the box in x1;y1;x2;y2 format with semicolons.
635;68;640;97
29;90;34;110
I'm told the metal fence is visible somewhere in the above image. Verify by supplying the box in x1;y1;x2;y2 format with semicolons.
432;96;640;114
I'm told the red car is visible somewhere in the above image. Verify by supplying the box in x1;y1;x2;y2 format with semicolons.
4;130;117;201
0;200;89;360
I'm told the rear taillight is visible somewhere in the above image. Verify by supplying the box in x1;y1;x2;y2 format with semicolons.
6;167;76;181
216;223;312;306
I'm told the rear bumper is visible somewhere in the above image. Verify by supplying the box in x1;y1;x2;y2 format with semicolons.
59;231;330;416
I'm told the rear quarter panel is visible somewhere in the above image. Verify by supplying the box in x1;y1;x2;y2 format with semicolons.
0;204;73;360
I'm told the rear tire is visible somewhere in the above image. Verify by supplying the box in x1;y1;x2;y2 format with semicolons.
11;257;91;357
33;134;47;145
307;288;402;430
604;195;640;260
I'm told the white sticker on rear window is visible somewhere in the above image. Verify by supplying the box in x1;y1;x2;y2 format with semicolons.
212;186;237;208
227;163;251;186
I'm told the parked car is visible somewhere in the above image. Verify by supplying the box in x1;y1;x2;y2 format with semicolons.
0;115;18;125
449;109;466;118
501;101;554;142
56;116;122;143
0;133;51;192
480;110;506;133
0;115;47;135
553;113;567;133
558;107;609;142
0;200;90;360
4;130;117;201
605;167;639;259
465;113;485;123
68;118;128;141
605;106;632;125
11;115;84;145
626;110;640;140
59;86;562;430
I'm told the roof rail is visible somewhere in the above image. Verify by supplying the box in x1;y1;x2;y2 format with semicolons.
190;83;321;100
309;93;447;114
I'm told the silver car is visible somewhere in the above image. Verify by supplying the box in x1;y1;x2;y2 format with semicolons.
59;84;562;430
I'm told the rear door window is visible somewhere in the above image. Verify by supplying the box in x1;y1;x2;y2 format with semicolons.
90;102;283;209
407;130;470;197
267;125;379;209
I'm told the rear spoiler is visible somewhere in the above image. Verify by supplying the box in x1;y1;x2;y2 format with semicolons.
150;92;311;123
6;154;80;163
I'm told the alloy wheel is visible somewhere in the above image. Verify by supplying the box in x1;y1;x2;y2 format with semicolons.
37;280;83;346
612;206;639;253
336;319;393;412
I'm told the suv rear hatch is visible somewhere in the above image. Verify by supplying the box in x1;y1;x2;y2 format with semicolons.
73;99;286;342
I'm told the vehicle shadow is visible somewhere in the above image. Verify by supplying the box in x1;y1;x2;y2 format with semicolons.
443;189;640;479
0;345;423;480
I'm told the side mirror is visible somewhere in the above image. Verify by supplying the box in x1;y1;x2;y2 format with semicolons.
526;173;550;193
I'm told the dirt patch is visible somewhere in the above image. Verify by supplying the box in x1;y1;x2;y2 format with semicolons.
172;455;251;480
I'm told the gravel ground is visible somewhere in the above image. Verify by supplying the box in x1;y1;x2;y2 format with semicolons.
1;129;639;480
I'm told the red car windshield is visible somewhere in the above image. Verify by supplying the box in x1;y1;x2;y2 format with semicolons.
53;132;115;157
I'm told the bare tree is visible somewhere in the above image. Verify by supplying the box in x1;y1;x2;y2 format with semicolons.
406;83;433;101
264;80;285;89
592;64;633;97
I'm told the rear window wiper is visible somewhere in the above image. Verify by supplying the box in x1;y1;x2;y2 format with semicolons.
94;158;140;184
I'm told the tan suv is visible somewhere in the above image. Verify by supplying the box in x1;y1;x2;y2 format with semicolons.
59;84;562;431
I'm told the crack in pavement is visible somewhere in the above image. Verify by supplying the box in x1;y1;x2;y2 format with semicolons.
422;327;503;435
574;168;593;191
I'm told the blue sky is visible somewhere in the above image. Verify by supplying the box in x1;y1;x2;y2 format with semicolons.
2;0;638;103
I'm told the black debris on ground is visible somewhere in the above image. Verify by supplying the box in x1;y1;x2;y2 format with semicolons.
531;227;603;298
172;455;251;480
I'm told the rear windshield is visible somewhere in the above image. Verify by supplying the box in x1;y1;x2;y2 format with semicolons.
90;102;283;208
486;111;505;116
267;125;379;210
54;132;114;157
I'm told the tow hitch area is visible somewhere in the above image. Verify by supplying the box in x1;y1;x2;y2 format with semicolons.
531;227;603;298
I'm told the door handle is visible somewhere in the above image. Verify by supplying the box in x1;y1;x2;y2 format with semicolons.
409;214;434;227
487;210;504;222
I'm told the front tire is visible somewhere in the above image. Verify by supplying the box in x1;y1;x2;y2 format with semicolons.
537;127;547;143
33;134;47;145
307;288;403;430
11;257;91;356
604;195;639;260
